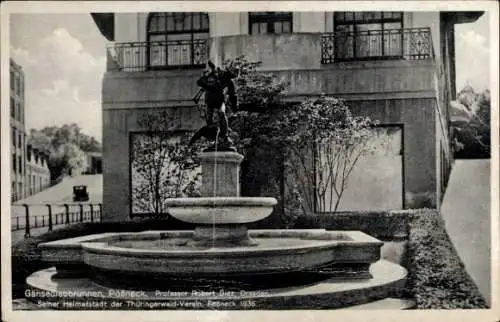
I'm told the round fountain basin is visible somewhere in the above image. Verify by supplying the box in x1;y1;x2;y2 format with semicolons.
78;230;381;279
164;197;277;224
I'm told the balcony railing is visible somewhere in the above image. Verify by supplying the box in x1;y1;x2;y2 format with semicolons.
108;39;208;72
321;27;434;63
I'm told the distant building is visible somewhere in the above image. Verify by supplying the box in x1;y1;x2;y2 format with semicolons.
83;152;103;174
10;58;51;202
10;59;26;202
25;144;51;196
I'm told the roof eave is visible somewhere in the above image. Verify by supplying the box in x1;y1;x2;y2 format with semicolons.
90;13;115;41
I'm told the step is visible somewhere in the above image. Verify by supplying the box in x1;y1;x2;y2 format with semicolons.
25;260;408;310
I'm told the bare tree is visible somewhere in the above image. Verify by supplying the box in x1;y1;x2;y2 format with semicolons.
281;96;375;217
131;111;201;217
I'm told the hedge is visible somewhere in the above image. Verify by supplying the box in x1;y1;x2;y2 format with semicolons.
406;209;488;309
292;210;410;239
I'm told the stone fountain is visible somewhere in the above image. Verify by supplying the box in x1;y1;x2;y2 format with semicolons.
26;149;408;310
25;66;407;309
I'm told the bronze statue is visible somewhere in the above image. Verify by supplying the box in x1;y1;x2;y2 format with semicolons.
190;61;238;152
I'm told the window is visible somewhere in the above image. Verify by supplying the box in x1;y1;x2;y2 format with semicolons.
18;155;22;175
18;133;22;148
15;76;20;95
12;128;16;147
10;71;14;90
21;104;24;124
146;12;209;68
12;182;16;201
333;11;403;60
12;153;16;172
249;12;293;34
16;102;21;122
10;98;15;118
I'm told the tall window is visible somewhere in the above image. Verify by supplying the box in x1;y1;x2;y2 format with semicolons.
249;12;293;34
12;128;16;147
334;12;403;60
147;12;209;68
15;76;20;95
10;71;14;90
10;98;15;118
18;155;22;175
16;102;21;122
18;133;22;148
12;153;16;172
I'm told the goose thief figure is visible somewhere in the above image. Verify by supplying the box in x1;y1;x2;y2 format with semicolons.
190;61;238;152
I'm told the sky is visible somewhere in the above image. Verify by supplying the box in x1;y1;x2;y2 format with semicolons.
454;13;490;92
10;14;108;141
9;12;491;142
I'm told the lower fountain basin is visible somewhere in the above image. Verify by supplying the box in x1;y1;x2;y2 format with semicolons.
25;259;407;310
39;230;383;280
164;197;277;224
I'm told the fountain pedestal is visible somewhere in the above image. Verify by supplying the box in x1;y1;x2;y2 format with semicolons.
198;151;244;197
174;151;266;247
193;225;257;247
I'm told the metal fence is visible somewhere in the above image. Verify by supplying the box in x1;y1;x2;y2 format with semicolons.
11;203;102;238
107;39;208;72
321;27;434;63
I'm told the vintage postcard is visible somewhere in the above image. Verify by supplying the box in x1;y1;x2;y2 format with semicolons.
1;1;498;321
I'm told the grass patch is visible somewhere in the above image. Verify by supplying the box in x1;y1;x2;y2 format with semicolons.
406;209;488;309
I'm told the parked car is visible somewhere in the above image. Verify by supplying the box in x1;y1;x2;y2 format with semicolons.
73;185;89;202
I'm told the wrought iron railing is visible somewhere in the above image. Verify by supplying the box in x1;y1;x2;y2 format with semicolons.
321;27;434;63
107;39;208;72
11;203;103;238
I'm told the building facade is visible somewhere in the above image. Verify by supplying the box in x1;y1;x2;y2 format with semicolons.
10;59;27;202
25;144;51;197
10;59;51;202
92;11;483;221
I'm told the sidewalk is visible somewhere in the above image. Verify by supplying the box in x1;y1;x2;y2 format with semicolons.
12;174;102;208
440;159;491;304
